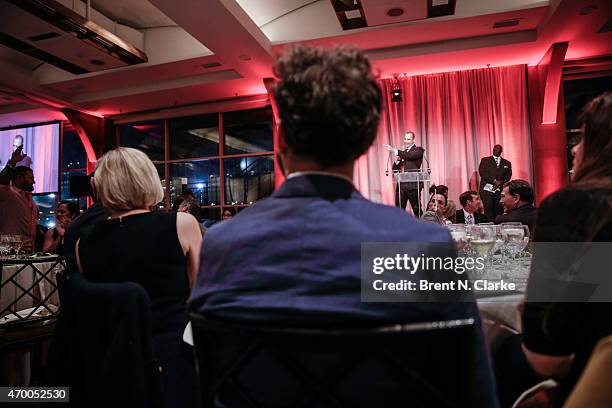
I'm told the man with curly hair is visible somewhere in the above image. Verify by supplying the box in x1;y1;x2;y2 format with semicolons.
190;47;497;406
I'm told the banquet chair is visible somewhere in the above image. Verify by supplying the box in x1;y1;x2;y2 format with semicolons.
190;313;477;408
50;271;162;408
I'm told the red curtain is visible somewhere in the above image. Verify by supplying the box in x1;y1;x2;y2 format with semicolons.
355;64;532;208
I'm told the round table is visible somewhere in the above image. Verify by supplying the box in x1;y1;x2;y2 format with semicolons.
1;256;65;327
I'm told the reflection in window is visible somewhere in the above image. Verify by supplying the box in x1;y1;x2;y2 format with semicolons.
33;193;57;229
119;120;165;161
155;163;167;208
223;108;273;155
224;156;274;205
169;114;219;159
170;160;220;207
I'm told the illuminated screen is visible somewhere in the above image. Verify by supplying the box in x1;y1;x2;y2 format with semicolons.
0;123;60;193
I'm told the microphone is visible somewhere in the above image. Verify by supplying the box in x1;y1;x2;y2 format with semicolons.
385;149;392;176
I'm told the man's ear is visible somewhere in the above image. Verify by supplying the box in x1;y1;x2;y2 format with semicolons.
277;122;288;156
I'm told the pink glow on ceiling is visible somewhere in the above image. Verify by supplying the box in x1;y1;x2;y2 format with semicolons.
131;124;159;131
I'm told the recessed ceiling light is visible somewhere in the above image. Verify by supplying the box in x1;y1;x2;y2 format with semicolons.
201;62;222;69
387;8;404;17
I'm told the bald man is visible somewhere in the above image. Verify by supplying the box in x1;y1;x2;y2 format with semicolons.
13;135;33;168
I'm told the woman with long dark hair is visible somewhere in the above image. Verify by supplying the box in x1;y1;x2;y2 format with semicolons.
521;92;612;406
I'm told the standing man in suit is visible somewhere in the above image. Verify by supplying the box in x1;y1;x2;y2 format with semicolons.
456;190;489;224
190;46;497;407
388;131;425;215
479;144;512;221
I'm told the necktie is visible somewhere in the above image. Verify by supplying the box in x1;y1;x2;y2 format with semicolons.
494;156;500;167
466;214;474;225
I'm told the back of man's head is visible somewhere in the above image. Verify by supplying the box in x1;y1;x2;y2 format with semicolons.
273;46;382;166
503;180;534;204
429;184;449;198
178;198;200;218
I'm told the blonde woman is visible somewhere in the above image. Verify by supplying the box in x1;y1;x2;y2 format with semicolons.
76;147;201;407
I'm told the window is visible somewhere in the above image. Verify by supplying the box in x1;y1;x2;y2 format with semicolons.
119;120;165;161
169;160;220;207
224;156;274;205
223;108;273;155
60;128;87;210
33;193;58;230
169;114;219;160
563;76;612;177
60;130;87;203
120;107;275;223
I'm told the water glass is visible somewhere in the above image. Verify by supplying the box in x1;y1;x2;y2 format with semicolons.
0;235;10;259
469;224;496;272
448;224;468;253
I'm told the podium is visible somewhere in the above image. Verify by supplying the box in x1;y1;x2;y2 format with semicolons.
393;170;431;217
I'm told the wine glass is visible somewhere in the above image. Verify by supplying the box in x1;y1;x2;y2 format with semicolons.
448;224;468;253
470;224;496;271
12;235;23;258
0;235;10;259
501;224;525;266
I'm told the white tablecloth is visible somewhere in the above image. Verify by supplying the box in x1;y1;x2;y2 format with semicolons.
1;258;63;324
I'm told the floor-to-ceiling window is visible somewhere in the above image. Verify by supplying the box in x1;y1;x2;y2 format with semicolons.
119;106;275;224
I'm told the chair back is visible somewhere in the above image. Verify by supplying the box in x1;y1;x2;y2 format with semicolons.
51;272;162;407
190;313;477;408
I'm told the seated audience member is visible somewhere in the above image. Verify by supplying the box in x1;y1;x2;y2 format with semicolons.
522;92;612;406
42;201;80;254
178;198;206;237
494;179;537;230
221;208;235;220
422;191;450;225
76;147;202;408
429;184;457;222
190;46;497;407
456;190;490;224
0;148;38;252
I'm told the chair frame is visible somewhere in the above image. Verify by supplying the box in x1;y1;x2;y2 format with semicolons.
191;313;477;408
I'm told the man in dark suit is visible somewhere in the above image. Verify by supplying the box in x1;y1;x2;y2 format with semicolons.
456;190;490;224
479;144;512;221
387;131;425;215
190;46;497;407
495;179;537;231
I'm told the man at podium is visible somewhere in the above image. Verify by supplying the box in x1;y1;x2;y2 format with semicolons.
388;131;425;215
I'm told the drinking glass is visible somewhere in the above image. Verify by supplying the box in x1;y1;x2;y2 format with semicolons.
448;224;468;253
0;235;10;259
501;224;525;267
470;224;496;272
12;235;23;258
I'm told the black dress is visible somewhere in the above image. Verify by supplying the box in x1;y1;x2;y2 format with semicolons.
522;186;612;406
79;211;199;407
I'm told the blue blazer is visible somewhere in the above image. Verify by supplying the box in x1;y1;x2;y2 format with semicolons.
190;174;498;406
